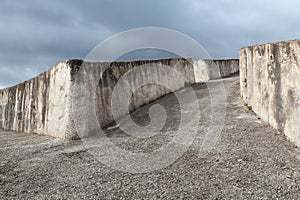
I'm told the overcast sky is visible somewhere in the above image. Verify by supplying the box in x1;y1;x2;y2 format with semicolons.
0;0;300;88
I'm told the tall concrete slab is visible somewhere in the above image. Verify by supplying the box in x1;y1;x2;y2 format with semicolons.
240;39;300;147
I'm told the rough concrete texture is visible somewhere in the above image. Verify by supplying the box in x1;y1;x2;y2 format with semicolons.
0;58;239;139
71;58;195;133
0;62;75;139
240;39;300;147
1;77;300;199
193;59;239;82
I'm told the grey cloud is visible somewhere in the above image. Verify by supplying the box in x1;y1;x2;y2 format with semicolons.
0;0;300;88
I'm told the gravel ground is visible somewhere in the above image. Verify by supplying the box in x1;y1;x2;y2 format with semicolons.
1;76;300;199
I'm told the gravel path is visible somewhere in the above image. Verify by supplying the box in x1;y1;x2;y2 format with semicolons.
1;76;300;199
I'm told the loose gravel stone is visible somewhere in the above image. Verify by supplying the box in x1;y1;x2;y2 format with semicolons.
0;76;300;199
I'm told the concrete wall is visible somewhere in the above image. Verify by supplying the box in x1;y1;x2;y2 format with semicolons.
0;62;77;139
240;39;300;147
70;58;195;133
0;58;239;139
193;59;239;83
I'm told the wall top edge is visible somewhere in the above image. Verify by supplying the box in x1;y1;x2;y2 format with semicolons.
0;57;238;91
240;39;300;51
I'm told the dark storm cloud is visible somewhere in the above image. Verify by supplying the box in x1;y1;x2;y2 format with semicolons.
0;0;300;88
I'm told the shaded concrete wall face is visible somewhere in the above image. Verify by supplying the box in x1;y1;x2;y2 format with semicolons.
70;58;195;133
0;58;239;139
240;40;300;147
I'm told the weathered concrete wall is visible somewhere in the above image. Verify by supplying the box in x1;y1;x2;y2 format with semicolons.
240;39;300;147
0;62;77;139
193;59;239;83
0;58;239;139
70;58;195;132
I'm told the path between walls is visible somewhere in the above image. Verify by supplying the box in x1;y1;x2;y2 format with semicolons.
1;75;300;199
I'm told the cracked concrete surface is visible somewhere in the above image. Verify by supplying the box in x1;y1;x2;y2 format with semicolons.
1;76;300;199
